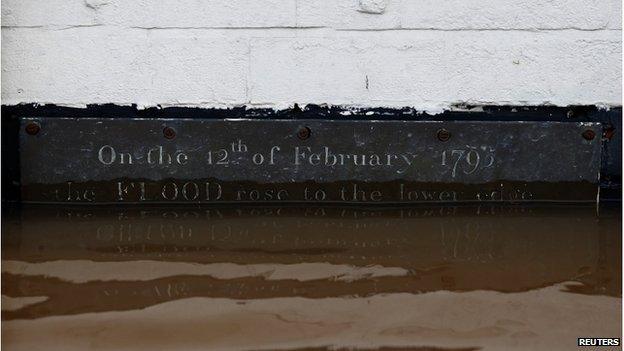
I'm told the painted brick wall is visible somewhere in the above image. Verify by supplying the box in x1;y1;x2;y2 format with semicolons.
1;0;621;112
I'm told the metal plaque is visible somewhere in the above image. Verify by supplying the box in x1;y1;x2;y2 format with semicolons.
19;118;602;204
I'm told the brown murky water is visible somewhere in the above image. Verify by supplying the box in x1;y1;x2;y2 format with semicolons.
2;204;621;351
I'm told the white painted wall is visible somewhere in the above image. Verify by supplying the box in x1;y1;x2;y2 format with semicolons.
1;0;621;112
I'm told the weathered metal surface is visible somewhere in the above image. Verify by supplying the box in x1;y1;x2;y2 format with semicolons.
19;118;602;203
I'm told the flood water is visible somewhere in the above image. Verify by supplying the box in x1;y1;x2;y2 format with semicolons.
1;204;621;351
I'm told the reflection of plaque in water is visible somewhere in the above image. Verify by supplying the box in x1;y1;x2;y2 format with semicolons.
1;205;620;320
4;205;619;290
19;118;602;203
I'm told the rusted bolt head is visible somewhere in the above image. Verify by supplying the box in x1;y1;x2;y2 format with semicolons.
297;126;311;140
163;126;176;140
582;129;595;141
25;122;40;135
603;126;616;140
437;128;451;142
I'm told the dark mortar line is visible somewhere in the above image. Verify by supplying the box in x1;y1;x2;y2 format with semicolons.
2;104;621;122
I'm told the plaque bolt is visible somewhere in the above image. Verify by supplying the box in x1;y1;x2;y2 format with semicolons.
163;126;176;140
582;129;595;141
297;126;311;140
603;125;615;140
25;122;40;135
437;128;451;142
